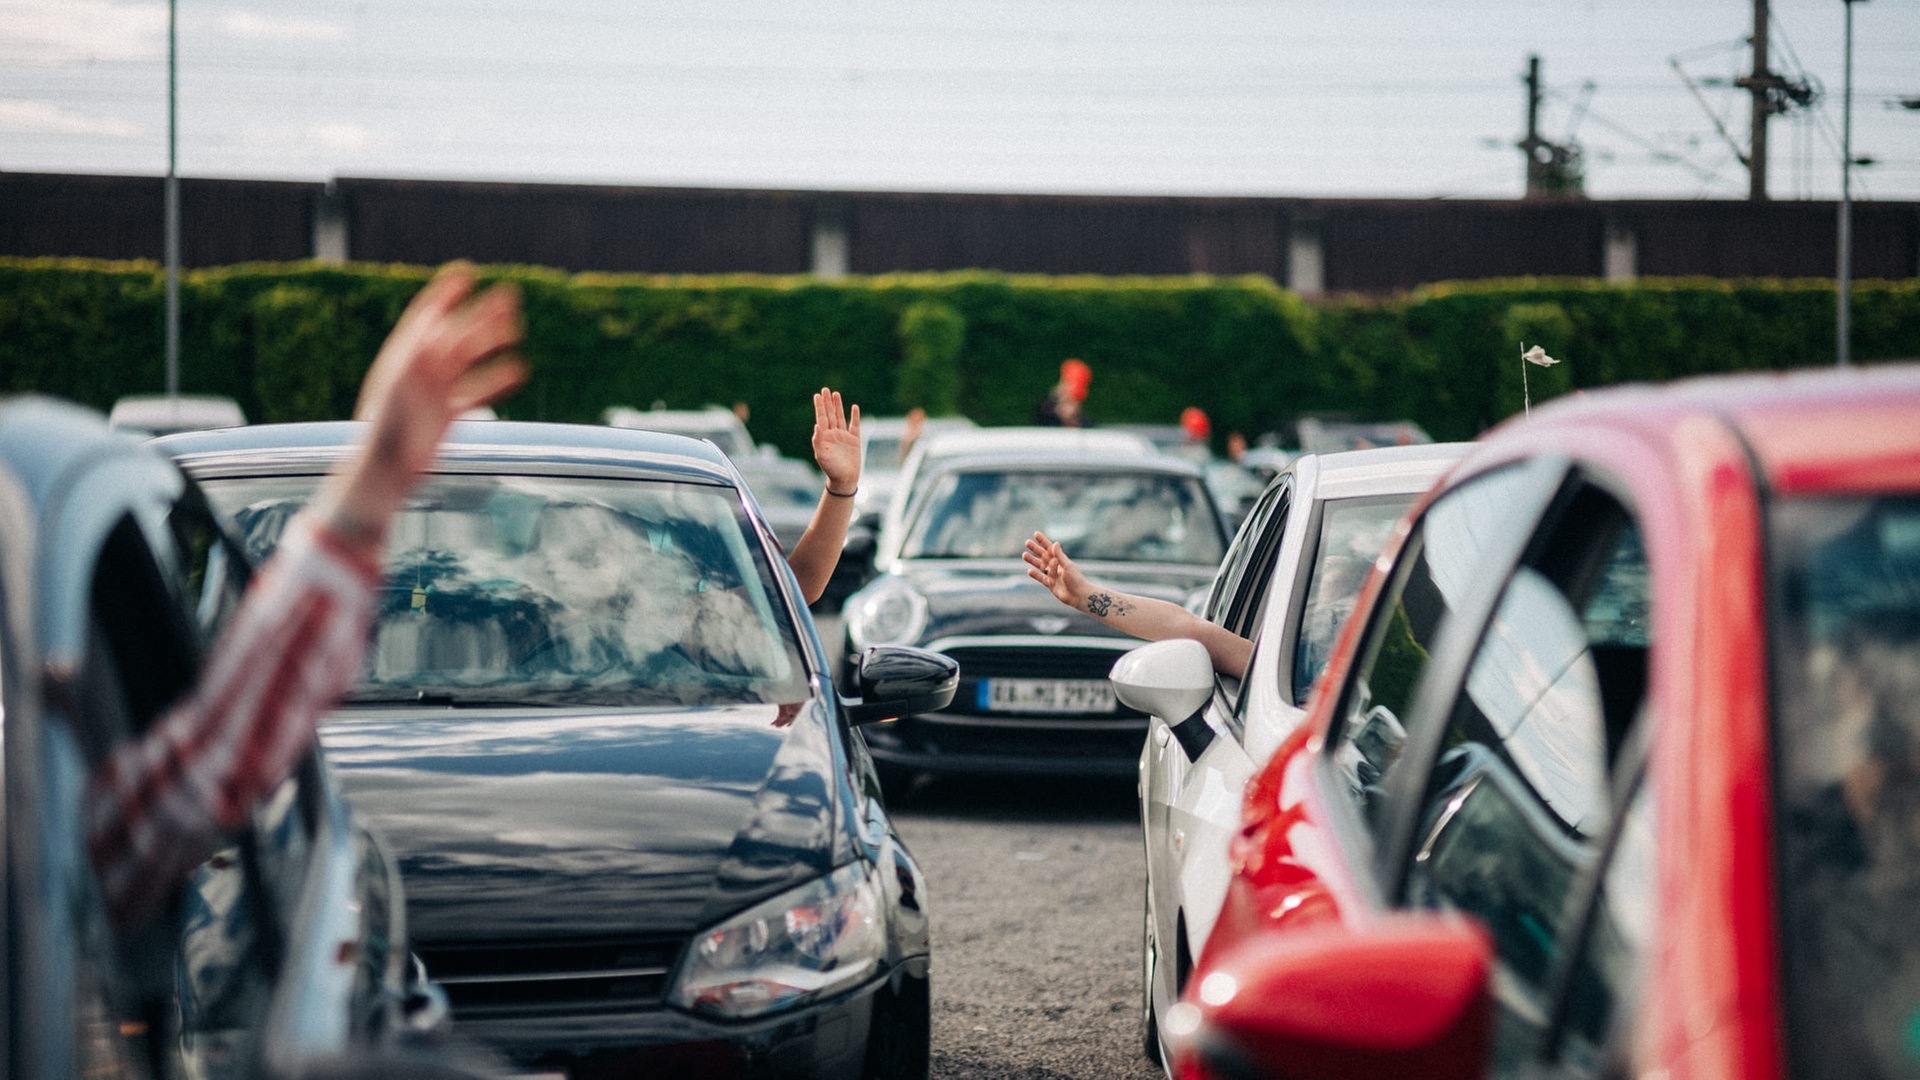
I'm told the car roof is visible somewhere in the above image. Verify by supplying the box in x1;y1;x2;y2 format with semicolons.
156;419;743;487
1305;442;1470;501
2;396;180;519
915;425;1157;459
106;393;248;432
1500;362;1920;497
862;415;976;438
919;447;1209;479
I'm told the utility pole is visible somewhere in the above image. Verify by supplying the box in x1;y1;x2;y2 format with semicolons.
1520;55;1547;197
1739;0;1780;201
1839;0;1868;367
165;0;180;396
1517;55;1584;199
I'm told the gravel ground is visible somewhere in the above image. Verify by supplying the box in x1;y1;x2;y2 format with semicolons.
888;774;1167;1080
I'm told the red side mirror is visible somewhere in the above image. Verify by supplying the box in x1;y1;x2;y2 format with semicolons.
1168;916;1493;1080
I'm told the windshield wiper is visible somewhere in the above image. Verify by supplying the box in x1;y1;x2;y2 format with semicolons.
346;690;562;708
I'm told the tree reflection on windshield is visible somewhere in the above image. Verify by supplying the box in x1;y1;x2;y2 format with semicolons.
904;468;1223;564
203;474;809;708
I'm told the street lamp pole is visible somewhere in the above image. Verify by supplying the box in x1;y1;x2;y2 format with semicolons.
1837;0;1865;367
165;0;180;396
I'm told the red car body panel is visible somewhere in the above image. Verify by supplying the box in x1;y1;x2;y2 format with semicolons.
1188;365;1920;1080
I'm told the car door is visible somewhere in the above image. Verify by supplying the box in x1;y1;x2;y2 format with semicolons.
1370;474;1655;1077
1142;468;1296;1007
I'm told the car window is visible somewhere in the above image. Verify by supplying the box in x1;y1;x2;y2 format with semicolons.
903;468;1225;566
168;487;249;647
201;474;811;710
1398;484;1650;1071
1291;493;1420;706
1770;493;1920;1078
1551;764;1655;1077
1204;475;1289;631
1325;466;1547;846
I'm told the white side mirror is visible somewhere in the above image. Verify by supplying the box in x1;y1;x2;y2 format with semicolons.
1109;638;1213;720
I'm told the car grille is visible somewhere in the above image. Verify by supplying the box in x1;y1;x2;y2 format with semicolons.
419;936;683;1016
935;643;1144;719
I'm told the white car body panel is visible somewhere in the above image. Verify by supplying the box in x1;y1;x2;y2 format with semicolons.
1130;442;1467;1073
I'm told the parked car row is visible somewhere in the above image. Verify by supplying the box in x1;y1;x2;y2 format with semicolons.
55;356;1908;1080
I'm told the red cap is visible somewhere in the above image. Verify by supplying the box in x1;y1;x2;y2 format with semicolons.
1059;359;1092;401
1180;406;1211;440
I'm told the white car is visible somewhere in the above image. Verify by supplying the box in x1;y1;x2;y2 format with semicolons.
1113;441;1466;1073
872;425;1156;575
106;392;247;437
602;403;755;460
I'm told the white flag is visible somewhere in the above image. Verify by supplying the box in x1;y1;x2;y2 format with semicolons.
1523;345;1560;368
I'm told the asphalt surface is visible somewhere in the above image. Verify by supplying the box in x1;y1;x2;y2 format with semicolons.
888;773;1166;1080
818;613;1163;1078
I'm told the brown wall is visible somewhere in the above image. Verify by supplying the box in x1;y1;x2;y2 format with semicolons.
0;173;314;266
4;171;1914;289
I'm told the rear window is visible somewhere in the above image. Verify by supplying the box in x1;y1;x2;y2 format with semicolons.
1771;494;1920;1078
201;473;809;709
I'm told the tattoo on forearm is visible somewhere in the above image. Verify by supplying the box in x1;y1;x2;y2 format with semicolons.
1086;593;1113;617
1114;598;1133;617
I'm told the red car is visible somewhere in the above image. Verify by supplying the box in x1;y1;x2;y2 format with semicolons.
1168;363;1920;1080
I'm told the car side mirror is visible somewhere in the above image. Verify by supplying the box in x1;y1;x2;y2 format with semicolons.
1110;639;1216;760
841;645;958;726
1167;916;1493;1080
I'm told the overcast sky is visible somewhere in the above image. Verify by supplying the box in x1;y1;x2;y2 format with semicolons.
3;0;1916;201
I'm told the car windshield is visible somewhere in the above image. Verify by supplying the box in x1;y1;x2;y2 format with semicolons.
200;473;810;709
1292;494;1417;703
901;468;1223;564
1770;493;1920;1077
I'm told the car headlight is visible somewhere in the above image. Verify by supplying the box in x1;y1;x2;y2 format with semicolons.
667;862;886;1020
845;579;928;650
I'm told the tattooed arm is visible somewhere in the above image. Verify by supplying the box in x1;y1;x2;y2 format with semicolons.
1022;530;1252;680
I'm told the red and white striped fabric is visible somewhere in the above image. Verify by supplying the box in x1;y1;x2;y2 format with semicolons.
86;512;383;929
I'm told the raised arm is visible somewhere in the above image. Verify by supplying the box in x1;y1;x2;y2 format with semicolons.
1023;530;1252;680
87;263;526;929
785;387;862;605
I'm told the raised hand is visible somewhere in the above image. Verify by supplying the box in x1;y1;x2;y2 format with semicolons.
319;262;527;544
812;387;862;495
1023;530;1088;610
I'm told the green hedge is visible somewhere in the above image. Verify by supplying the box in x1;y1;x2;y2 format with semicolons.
2;257;1916;455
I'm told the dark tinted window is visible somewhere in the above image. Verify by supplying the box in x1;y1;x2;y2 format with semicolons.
1771;494;1920;1079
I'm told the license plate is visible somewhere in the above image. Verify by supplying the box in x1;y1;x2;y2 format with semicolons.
980;678;1117;714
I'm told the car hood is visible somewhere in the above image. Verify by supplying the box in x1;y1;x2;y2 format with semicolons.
896;560;1214;642
317;698;842;943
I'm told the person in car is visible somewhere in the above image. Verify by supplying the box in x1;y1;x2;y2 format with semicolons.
86;264;864;929
1023;529;1251;679
788;386;862;604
